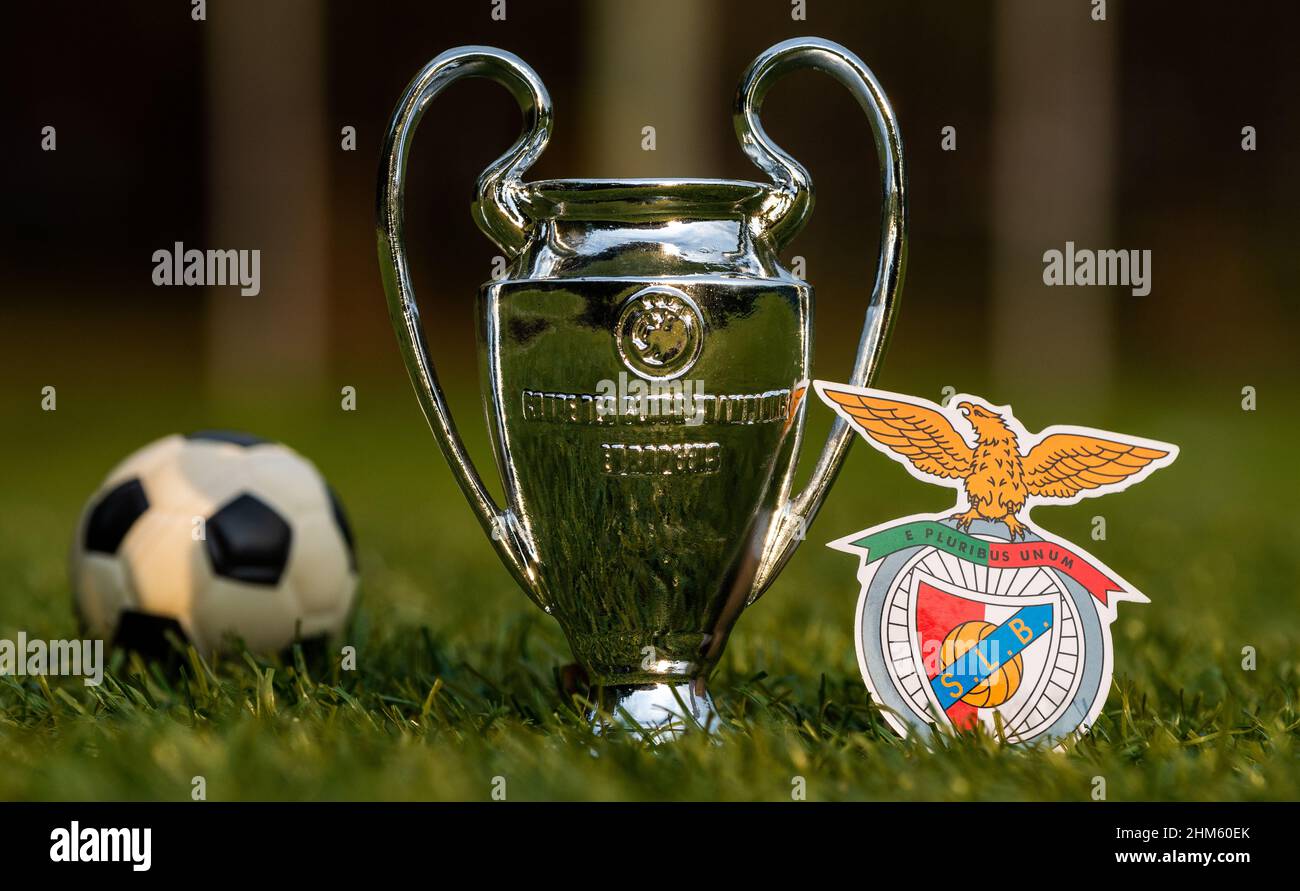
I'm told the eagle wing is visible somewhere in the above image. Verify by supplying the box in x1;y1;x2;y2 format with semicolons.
820;388;974;480
1023;433;1170;499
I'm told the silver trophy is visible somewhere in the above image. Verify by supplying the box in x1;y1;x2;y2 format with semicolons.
378;38;906;737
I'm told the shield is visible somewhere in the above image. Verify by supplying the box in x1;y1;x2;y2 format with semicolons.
908;571;1068;739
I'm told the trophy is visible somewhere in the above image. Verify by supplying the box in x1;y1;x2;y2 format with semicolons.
377;38;907;736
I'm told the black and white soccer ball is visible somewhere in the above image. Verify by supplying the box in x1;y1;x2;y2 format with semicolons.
71;431;357;657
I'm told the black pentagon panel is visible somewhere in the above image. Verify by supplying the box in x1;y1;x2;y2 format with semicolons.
186;429;268;447
327;485;357;571
206;493;293;586
84;478;149;554
113;610;189;662
288;633;332;664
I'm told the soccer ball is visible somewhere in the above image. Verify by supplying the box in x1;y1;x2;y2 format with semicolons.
939;620;1025;708
71;431;357;657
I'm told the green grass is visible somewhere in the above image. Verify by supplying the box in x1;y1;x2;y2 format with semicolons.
0;376;1296;801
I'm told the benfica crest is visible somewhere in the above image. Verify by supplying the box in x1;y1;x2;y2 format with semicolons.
815;383;1178;747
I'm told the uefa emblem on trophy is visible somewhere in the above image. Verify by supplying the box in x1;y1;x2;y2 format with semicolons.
377;38;907;736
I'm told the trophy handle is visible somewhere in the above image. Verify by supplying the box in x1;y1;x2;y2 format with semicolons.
377;46;552;609
735;37;908;601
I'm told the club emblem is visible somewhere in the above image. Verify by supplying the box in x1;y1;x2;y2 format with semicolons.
815;383;1178;746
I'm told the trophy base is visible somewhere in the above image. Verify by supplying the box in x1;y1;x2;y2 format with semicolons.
588;682;720;741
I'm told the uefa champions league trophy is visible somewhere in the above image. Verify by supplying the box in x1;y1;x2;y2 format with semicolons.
378;38;907;737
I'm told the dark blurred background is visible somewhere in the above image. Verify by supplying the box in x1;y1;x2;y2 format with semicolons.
3;0;1296;402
